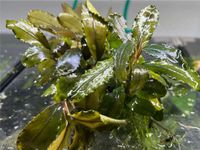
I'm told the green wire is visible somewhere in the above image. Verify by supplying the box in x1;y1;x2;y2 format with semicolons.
73;0;78;10
123;0;132;33
123;0;130;20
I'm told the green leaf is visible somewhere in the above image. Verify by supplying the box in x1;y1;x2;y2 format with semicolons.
132;5;159;48
48;125;79;150
17;104;65;150
6;20;50;49
129;66;149;95
61;3;80;18
148;70;167;86
28;10;62;33
47;126;68;150
108;14;131;42
68;110;126;129
58;13;82;34
128;97;163;121
54;77;78;102
144;61;200;91
136;78;167;99
56;48;81;76
143;44;183;64
86;0;100;16
107;33;123;50
81;5;108;60
68;59;114;100
36;59;56;85
42;84;57;97
21;46;51;67
114;41;134;83
100;86;125;117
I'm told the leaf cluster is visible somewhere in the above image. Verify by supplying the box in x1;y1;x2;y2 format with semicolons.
6;0;200;149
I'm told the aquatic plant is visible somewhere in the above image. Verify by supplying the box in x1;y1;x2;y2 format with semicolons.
6;0;200;149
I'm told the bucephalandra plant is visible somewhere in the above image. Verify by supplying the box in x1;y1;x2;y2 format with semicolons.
6;0;200;149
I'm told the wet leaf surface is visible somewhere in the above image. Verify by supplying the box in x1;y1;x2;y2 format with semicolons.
6;20;50;49
17;103;65;150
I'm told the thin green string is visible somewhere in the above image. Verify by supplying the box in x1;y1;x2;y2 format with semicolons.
73;0;78;9
123;0;130;20
123;0;132;33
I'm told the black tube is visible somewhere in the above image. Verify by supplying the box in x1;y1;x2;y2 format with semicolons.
0;61;25;92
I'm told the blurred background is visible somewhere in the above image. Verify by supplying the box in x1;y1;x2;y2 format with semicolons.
1;0;200;149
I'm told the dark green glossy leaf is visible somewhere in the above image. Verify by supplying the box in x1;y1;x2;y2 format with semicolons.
129;66;149;95
68;59;114;100
137;78;167;99
17;104;65;150
68;110;126;129
108;14;131;42
148;70;167;86
81;5;108;60
114;41;134;83
100;86;125;117
58;13;82;34
36;59;56;85
54;76;78;103
128;97;163;121
6;20;50;49
144;61;200;91
132;5;159;48
143;44;182;64
21;46;51;67
56;49;81;76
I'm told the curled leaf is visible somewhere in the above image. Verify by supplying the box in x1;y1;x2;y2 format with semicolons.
68;110;127;129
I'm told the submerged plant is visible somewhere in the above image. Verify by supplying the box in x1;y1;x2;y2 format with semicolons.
6;0;200;149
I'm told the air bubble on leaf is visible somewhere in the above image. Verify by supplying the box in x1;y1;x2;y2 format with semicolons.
14;126;19;130
57;126;60;130
146;132;153;138
0;92;7;100
23;117;27;121
57;106;62;111
190;111;195;115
